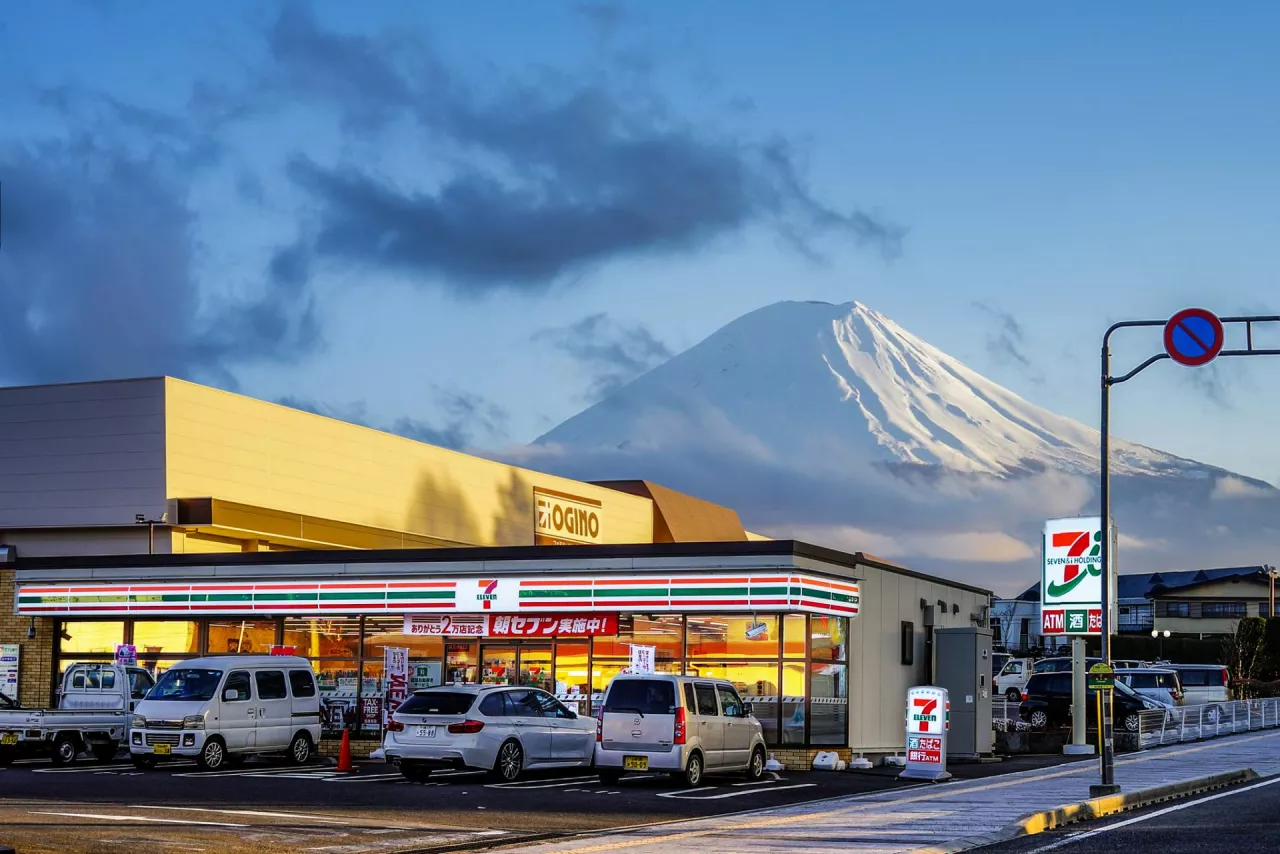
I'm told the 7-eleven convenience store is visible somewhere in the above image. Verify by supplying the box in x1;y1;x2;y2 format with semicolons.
9;540;990;764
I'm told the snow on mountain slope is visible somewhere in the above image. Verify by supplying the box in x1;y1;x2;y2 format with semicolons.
537;300;1216;480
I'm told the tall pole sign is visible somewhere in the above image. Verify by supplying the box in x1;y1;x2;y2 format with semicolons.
1098;307;1280;797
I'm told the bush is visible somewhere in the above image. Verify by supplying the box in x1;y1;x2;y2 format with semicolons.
1241;679;1280;699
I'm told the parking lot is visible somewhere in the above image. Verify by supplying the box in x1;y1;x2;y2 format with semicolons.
0;752;911;853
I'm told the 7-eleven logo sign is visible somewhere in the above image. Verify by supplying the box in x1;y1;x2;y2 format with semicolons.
1043;518;1107;605
912;698;938;721
476;579;498;610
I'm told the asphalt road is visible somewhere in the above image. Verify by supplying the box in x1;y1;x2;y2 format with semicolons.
0;751;1079;853
974;775;1280;854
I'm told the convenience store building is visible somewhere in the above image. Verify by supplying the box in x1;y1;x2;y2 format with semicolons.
0;377;991;763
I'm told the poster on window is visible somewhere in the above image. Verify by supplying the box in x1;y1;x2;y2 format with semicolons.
629;644;656;675
0;644;18;704
403;613;618;637
114;644;137;666
361;696;382;729
383;647;409;726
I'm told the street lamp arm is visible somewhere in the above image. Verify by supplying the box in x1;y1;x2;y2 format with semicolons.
1108;353;1171;386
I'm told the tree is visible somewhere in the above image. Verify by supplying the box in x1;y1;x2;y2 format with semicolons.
1221;617;1268;696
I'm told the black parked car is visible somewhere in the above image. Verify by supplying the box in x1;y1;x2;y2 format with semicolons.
1018;672;1161;732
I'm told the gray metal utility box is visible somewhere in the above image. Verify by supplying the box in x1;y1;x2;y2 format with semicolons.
934;626;994;757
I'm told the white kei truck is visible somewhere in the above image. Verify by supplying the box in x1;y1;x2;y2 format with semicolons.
0;662;155;766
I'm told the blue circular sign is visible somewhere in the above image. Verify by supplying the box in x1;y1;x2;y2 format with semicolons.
1164;308;1224;367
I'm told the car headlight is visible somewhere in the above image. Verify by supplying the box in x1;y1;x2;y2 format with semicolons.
131;715;147;729
182;715;205;730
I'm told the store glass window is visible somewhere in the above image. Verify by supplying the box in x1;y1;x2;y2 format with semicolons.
686;615;779;659
780;662;805;744
314;660;362;733
589;658;680;713
591;615;682;665
362;616;444;693
809;662;848;745
59;621;125;654
783;615;807;658
207;619;277;655
554;642;590;715
445;642;478;683
283;617;360;659
133;621;200;656
809;616;848;662
519;645;553;693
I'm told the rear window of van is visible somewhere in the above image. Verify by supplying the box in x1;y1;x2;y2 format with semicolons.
1177;669;1225;687
604;680;676;715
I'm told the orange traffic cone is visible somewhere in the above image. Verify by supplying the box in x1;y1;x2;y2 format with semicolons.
335;727;357;773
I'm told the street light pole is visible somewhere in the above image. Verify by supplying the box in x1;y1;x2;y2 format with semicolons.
135;512;167;556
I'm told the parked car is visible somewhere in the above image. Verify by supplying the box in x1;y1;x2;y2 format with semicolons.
1114;668;1184;707
1112;660;1148;669
1032;656;1103;674
129;655;321;771
383;684;595;782
594;674;767;788
994;657;1035;702
1018;671;1162;732
1168;665;1230;706
0;662;154;766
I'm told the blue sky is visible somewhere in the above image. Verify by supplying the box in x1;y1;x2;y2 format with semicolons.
4;1;1280;482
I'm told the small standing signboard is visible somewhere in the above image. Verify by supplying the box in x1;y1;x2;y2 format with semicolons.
114;644;137;666
900;685;952;781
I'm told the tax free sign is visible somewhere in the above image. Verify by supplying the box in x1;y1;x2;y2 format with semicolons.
1041;517;1117;636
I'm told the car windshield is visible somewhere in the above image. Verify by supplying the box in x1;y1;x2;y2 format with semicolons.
146;668;223;701
604;679;677;715
397;692;475;716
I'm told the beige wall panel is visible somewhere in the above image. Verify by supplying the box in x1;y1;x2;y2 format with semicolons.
164;379;653;547
0;379;167;527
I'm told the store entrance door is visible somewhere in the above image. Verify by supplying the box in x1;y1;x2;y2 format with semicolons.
518;644;553;693
480;645;516;685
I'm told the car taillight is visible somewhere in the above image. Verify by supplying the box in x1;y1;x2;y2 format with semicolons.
1222;668;1230;686
386;719;404;732
447;720;485;734
596;707;604;742
674;706;686;744
1021;692;1028;702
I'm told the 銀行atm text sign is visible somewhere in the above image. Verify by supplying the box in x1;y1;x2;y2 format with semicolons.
1041;517;1117;636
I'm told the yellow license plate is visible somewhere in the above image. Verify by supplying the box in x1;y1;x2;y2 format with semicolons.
0;733;17;745
153;743;171;755
622;755;648;771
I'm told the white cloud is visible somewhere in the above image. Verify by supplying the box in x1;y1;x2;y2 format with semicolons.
1211;476;1272;500
777;525;1034;563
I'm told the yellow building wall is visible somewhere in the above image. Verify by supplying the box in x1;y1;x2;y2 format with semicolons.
163;379;654;547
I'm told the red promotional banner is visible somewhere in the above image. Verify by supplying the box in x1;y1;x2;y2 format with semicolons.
488;614;618;638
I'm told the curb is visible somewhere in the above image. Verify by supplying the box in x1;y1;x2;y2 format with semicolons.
910;768;1259;854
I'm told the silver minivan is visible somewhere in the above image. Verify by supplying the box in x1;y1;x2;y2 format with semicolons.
593;674;767;787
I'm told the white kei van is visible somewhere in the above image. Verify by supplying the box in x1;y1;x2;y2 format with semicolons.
129;655;322;771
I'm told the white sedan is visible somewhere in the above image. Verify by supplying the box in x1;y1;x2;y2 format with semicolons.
383;684;596;782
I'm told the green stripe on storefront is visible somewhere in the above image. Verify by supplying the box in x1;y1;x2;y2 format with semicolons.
748;585;789;595
318;591;384;601
519;589;594;599
387;590;454;600
190;593;252;603
128;593;190;602
253;593;320;602
670;586;750;597
591;587;670;598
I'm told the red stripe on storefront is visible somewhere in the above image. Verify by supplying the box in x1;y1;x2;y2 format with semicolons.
519;601;592;608
591;578;669;586
745;599;789;606
667;599;749;606
121;586;193;592
664;577;752;585
385;581;455;588
378;602;454;609
799;600;860;615
126;605;193;611
312;583;389;590
799;577;860;594
26;585;119;593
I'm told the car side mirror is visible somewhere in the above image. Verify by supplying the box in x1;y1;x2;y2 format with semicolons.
743;703;754;717
223;689;239;701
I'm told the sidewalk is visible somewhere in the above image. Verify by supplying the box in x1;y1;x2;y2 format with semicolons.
514;730;1280;854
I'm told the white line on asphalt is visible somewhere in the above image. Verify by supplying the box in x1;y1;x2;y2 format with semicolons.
170;765;326;778
1020;775;1280;853
657;783;818;800
29;810;250;827
325;772;407;783
732;778;787;786
125;805;364;825
486;774;602;789
33;764;145;773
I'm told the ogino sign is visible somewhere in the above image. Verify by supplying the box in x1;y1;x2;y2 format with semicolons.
1041;517;1117;636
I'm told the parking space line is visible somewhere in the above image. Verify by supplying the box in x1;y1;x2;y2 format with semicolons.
326;772;406;783
30;810;250;827
170;765;325;778
657;783;817;800
35;763;195;774
486;774;602;789
125;805;362;825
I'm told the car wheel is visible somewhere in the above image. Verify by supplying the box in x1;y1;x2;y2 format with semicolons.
1029;710;1049;729
92;743;119;763
493;740;524;782
745;746;766;781
131;754;158;770
51;734;79;767
400;761;432;782
196;737;227;771
287;732;313;765
1005;688;1022;703
1123;713;1141;732
673;751;703;788
598;769;622;785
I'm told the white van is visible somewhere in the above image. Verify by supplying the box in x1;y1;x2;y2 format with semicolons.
129;655;322;771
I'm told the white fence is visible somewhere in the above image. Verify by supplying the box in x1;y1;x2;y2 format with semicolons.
1135;698;1280;749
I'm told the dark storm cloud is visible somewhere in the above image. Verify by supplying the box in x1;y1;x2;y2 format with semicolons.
0;140;318;388
533;313;672;400
263;2;905;296
275;388;508;452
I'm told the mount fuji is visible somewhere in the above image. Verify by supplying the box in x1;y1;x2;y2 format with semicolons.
508;301;1280;594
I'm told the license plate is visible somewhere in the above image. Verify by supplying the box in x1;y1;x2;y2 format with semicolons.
153;743;171;755
0;733;17;745
415;725;436;738
623;755;648;771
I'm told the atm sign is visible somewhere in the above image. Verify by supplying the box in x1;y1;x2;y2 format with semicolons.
907;737;942;764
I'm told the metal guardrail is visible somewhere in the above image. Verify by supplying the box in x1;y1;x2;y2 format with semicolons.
1135;698;1280;749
